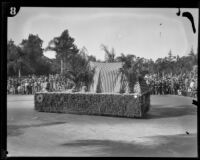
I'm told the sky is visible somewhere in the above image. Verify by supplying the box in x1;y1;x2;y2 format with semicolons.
8;7;199;61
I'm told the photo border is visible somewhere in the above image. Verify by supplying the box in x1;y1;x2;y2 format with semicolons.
1;0;200;159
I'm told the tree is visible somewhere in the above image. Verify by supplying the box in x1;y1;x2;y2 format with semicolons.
20;34;43;61
118;54;145;93
7;39;19;76
7;39;18;61
64;53;95;90
46;30;79;74
146;58;155;74
101;44;116;62
44;30;96;89
87;55;96;62
7;40;34;77
155;58;163;75
115;53;126;62
49;58;60;74
20;34;44;75
34;56;52;75
168;49;173;62
79;46;97;62
115;53;136;65
79;46;89;59
18;34;55;75
188;47;197;66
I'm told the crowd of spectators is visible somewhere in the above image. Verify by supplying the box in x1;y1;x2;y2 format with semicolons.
144;73;197;98
7;74;75;95
7;72;197;98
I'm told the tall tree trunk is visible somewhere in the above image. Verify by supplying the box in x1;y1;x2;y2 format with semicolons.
63;56;67;73
61;59;63;75
18;68;21;78
18;63;21;78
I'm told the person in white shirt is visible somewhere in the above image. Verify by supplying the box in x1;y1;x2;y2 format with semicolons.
42;80;47;92
33;81;37;93
17;85;21;94
24;80;29;94
190;79;195;89
189;79;195;97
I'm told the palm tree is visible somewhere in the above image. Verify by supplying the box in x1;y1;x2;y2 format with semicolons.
115;53;126;62
100;44;116;62
45;30;79;74
64;53;95;91
118;54;139;93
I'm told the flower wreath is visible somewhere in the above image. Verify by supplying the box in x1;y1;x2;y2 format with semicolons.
36;94;43;103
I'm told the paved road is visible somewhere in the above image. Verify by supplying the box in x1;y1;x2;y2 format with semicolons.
7;95;197;157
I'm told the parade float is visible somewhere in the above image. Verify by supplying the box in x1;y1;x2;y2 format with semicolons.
34;62;150;118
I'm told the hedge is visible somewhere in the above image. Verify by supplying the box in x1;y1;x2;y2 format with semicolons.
34;92;150;118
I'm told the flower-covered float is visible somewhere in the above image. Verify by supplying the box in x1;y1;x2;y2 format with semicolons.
34;62;150;118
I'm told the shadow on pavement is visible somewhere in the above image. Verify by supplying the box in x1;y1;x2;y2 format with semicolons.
144;105;197;119
60;133;197;157
7;121;67;136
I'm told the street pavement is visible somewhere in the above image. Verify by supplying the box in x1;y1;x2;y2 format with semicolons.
7;94;197;157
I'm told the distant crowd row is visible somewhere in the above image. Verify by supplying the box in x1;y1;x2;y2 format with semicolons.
7;73;197;98
145;73;197;98
7;74;75;95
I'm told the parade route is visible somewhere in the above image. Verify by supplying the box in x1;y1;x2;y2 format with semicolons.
7;95;197;157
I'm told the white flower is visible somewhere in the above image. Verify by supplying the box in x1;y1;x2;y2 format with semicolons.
36;94;43;103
